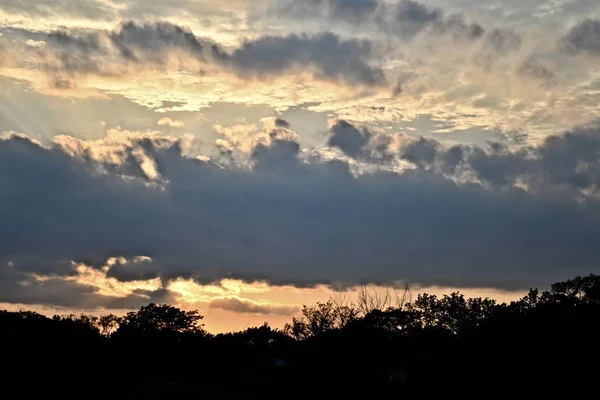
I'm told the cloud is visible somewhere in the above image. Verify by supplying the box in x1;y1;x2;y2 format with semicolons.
110;20;207;62
563;19;600;55
517;57;555;82
471;27;523;71
34;20;386;88
213;117;300;155
0;257;169;310
214;32;386;87
41;20;209;76
274;118;290;128
53;127;193;181
0;39;14;68
0;0;117;21
1;1;600;314
157;117;186;128
209;297;300;316
2;120;600;311
484;28;522;55
273;0;485;41
278;0;379;25
327;119;372;158
333;119;600;195
2;7;595;139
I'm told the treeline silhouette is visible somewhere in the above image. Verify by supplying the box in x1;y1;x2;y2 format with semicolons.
2;274;599;396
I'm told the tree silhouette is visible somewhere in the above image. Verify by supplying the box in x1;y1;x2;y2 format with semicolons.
356;283;412;315
115;303;205;336
97;314;121;336
542;273;600;304
284;300;359;339
1;274;600;396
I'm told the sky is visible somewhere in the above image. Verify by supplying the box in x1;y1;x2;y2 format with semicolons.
1;0;600;333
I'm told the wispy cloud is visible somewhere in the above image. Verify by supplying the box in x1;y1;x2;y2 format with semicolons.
209;297;300;316
158;117;186;128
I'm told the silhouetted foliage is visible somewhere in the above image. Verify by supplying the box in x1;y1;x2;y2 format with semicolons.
2;275;600;397
114;303;205;337
284;300;359;339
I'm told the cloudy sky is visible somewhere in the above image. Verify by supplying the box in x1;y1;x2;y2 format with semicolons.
1;0;600;332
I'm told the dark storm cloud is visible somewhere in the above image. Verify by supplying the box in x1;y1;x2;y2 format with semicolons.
103;257;163;283
0;267;94;307
430;13;485;40
562;19;600;55
274;0;485;40
209;298;300;316
328;120;372;158
274;118;291;128
214;32;386;86
335;120;600;194
2;120;600;309
39;20;385;87
44;20;207;71
275;0;379;25
518;57;556;81
484;28;522;55
401;137;440;167
0;259;168;310
111;20;207;62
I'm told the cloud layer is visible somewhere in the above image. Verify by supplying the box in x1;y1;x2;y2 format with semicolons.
2;4;600;137
2;1;600;315
209;298;300;316
33;19;386;89
563;19;600;55
2;119;600;311
272;0;486;40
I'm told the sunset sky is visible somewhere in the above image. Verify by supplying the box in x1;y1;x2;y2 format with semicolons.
1;0;600;333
